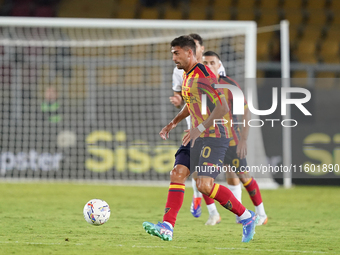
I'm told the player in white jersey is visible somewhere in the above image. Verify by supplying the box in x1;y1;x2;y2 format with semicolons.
169;33;225;225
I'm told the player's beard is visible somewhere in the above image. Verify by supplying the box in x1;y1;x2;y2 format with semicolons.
175;62;184;70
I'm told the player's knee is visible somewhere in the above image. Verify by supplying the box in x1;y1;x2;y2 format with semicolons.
238;172;251;184
226;169;240;185
196;178;214;195
227;178;240;186
170;165;190;183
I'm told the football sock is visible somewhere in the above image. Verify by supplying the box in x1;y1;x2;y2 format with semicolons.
163;182;185;227
238;209;252;221
192;178;203;198
206;203;219;216
255;202;266;217
227;183;242;203
163;221;174;230
209;183;246;217
203;193;214;205
244;178;263;206
203;194;219;216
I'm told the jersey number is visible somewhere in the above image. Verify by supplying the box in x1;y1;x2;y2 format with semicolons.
232;159;240;168
201;146;211;158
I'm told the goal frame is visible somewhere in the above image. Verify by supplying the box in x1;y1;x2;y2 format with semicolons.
0;17;287;188
0;17;257;78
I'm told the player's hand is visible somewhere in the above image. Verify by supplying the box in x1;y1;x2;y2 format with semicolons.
169;94;183;107
182;128;201;147
159;122;177;140
182;129;190;146
236;139;247;159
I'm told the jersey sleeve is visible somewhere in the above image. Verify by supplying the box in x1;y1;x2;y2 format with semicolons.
197;75;224;104
234;80;248;108
227;77;248;109
172;67;184;92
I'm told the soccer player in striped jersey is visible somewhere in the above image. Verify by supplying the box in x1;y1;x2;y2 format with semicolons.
202;50;268;226
143;36;259;242
169;33;225;225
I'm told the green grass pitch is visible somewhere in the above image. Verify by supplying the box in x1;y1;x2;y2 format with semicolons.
0;183;339;255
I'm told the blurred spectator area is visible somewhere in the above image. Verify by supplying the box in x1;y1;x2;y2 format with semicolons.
1;0;340;80
0;0;59;17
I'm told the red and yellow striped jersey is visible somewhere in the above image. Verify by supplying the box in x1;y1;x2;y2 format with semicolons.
181;63;231;138
219;76;248;146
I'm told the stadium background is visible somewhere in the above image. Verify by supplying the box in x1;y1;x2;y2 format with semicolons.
0;0;339;186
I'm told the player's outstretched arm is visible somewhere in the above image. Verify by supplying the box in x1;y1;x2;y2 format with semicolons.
159;104;190;140
236;107;250;159
183;97;229;147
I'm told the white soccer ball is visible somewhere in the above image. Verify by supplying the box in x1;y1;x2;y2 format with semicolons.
83;199;111;226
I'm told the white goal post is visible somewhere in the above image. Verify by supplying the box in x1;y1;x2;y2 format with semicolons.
280;20;292;189
0;17;279;188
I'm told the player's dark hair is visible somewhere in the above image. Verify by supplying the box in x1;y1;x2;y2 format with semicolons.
203;51;221;60
189;33;203;46
171;35;196;56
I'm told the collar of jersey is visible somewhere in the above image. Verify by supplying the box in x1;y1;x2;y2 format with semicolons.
218;75;226;81
185;63;199;76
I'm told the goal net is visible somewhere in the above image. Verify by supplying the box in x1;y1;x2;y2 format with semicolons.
0;17;275;186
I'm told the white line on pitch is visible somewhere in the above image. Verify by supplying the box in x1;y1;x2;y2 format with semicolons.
131;245;187;249
124;245;332;253
215;247;328;254
0;241;84;246
127;245;331;253
0;241;334;253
